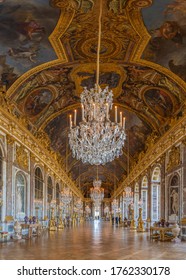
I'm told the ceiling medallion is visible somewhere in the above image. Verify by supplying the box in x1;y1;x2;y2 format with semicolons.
79;37;121;59
68;0;126;165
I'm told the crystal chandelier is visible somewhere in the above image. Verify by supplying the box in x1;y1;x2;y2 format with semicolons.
104;206;109;215
75;197;83;212
60;186;72;205
90;168;104;206
123;186;133;205
112;199;118;212
68;0;126;165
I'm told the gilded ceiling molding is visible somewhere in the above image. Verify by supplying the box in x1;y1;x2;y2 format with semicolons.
50;0;81;10
0;107;83;199
113;114;186;198
126;0;186;93
6;60;63;99
49;10;75;61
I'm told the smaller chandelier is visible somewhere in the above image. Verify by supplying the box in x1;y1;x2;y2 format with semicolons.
104;206;109;215
85;204;91;214
90;179;104;205
75;198;83;211
60;186;72;205
112;198;118;212
123;187;133;205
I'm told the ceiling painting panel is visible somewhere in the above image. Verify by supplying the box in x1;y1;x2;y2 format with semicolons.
142;0;186;82
0;0;59;88
143;88;173;118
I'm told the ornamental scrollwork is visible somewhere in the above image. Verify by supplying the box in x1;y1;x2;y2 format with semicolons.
145;131;159;151
50;0;94;12
166;146;181;173
16;145;29;170
34;130;51;149
6;134;15;146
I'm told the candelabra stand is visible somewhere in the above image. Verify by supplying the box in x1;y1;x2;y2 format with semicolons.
49;207;57;231
137;208;145;232
72;213;76;227
57;208;64;230
130;208;136;230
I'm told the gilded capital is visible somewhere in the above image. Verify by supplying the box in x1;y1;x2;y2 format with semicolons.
6;135;15;146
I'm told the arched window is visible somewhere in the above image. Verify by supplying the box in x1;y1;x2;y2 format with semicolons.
47;176;53;203
56;183;60;205
35;167;43;199
141;176;148;220
151;167;161;221
134;183;139;220
15;173;26;220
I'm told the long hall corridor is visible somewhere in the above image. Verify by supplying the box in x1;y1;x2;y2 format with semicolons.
0;221;186;260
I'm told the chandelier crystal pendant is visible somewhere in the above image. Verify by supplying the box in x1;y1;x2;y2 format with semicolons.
68;0;126;165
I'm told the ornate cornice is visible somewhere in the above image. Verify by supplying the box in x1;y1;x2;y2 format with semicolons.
0;107;83;199
113;114;186;198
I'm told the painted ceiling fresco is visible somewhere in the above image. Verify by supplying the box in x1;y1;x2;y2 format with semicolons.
1;0;186;197
0;0;59;86
142;0;186;81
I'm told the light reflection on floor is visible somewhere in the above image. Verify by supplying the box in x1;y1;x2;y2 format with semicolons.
0;221;186;260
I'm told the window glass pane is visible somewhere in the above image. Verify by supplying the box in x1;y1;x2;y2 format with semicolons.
56;183;60;205
47;176;53;203
134;193;139;220
35;167;43;199
142;190;147;220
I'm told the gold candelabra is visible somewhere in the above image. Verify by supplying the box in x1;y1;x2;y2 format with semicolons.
137;208;145;232
57;208;64;230
130;208;136;230
49;207;57;231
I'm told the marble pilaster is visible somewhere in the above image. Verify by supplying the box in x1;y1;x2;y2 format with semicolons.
6;135;14;216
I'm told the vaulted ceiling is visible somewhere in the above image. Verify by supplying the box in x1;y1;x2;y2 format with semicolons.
1;0;186;198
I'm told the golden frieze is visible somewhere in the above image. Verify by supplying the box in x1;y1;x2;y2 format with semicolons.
15;145;29;170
